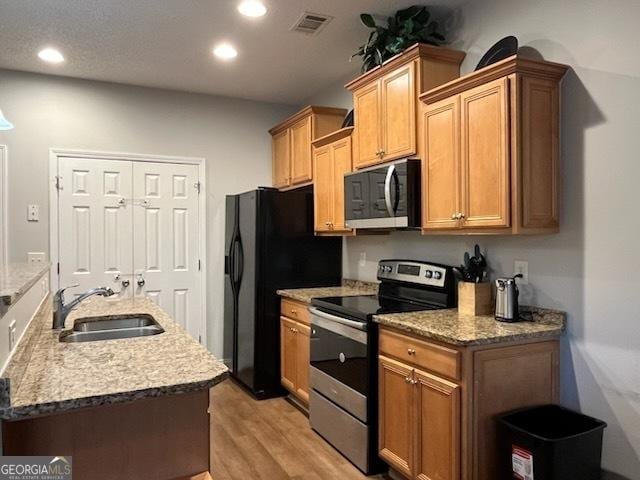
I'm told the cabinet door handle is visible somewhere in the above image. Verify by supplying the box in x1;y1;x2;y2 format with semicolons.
291;309;297;314
407;348;416;355
411;379;418;385
404;376;412;384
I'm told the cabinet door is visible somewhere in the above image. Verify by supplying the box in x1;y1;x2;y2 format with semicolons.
353;82;382;169
381;62;416;161
460;78;510;228
415;369;461;480
290;117;313;185
280;317;297;393
272;129;291;189
379;355;415;479
422;97;461;229
313;145;333;232
331;137;353;231
295;322;311;404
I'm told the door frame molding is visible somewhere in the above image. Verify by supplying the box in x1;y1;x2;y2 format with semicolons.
48;148;208;346
0;145;7;266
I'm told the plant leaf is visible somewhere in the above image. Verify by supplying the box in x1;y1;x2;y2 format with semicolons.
360;13;376;28
397;5;422;22
415;8;430;24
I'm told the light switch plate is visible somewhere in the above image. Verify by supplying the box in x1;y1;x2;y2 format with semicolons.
514;260;529;285
8;320;16;351
27;204;40;222
27;252;46;264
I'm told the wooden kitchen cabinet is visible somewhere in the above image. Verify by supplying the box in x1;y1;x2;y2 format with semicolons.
270;106;347;190
379;326;560;480
346;43;465;169
379;356;416;479
420;55;569;234
279;297;311;405
312;127;354;234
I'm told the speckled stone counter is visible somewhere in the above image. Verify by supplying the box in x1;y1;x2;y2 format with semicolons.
277;279;378;303
374;306;565;347
0;296;228;420
0;263;50;306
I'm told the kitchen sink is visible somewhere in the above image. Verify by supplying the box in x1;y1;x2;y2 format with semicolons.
59;314;165;343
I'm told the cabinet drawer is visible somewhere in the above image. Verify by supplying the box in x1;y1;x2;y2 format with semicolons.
281;298;310;325
379;328;461;380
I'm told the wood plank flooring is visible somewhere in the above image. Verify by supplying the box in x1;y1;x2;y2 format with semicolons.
210;380;390;480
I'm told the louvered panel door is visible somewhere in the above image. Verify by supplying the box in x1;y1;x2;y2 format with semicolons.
132;162;201;340
58;157;134;300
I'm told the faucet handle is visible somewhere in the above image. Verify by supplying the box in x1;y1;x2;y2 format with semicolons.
54;283;79;305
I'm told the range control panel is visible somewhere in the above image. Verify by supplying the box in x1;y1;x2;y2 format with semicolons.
377;260;448;288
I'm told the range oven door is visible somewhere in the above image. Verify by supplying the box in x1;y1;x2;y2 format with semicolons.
309;307;369;423
344;158;419;229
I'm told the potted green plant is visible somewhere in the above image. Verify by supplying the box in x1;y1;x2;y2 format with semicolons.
351;5;446;73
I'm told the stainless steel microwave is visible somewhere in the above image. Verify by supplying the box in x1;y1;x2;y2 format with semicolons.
344;158;420;229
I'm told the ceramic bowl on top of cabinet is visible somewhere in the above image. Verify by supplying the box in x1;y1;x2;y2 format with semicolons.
420;54;569;234
270;106;347;190
345;43;466;170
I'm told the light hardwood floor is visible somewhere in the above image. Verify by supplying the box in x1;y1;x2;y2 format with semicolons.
210;380;390;480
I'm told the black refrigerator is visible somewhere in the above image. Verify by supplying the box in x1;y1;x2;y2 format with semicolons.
224;186;342;399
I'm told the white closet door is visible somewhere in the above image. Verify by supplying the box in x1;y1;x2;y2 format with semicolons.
132;162;201;340
58;157;134;297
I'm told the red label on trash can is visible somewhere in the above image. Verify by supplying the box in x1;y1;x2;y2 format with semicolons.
512;445;534;480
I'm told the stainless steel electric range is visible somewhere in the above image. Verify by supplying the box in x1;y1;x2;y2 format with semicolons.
308;259;457;474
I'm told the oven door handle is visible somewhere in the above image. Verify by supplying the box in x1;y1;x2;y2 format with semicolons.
309;307;367;332
384;164;397;217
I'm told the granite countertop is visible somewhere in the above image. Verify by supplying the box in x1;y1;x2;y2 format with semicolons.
374;306;566;347
0;263;50;306
277;279;379;303
0;296;228;420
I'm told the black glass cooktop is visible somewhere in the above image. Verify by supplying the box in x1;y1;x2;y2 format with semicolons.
311;294;442;322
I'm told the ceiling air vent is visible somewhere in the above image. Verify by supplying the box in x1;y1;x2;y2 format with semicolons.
290;12;333;36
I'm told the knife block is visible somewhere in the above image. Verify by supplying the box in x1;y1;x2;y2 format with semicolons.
458;282;493;316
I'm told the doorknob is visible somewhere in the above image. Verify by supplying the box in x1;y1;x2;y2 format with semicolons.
121;280;130;288
137;273;146;287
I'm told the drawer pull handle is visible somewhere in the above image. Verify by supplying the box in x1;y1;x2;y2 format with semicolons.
407;348;416;355
404;376;411;384
291;309;297;315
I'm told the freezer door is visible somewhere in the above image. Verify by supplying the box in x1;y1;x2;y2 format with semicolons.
223;195;238;371
235;190;258;390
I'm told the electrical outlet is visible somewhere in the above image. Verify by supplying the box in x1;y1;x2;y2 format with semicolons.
27;204;40;222
27;252;46;264
359;252;367;267
514;260;529;285
8;320;16;351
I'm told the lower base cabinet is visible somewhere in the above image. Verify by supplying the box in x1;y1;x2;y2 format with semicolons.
379;356;460;480
378;327;559;480
280;298;311;405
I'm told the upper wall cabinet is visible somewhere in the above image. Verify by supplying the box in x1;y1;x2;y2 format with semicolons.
312;127;354;235
346;44;466;170
269;106;347;189
420;55;569;234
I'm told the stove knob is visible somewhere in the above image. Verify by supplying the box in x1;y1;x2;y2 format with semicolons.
379;265;385;272
433;271;443;280
386;266;393;273
425;270;433;279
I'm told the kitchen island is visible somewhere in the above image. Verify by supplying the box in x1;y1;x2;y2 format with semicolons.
0;296;228;480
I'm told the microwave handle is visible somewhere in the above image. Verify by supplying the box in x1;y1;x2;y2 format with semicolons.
384;164;396;217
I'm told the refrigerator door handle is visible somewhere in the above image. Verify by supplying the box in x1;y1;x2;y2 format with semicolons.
235;236;244;287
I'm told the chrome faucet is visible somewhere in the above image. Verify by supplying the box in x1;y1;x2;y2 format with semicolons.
52;284;115;329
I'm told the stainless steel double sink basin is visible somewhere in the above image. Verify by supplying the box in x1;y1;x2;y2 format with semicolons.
59;314;165;343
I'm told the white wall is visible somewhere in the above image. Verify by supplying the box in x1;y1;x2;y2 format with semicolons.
0;69;297;357
307;0;640;477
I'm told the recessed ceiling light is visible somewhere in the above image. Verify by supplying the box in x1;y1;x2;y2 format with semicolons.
238;0;267;17
38;48;65;64
213;43;238;60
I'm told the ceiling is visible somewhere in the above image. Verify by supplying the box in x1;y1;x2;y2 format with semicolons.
0;0;463;105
